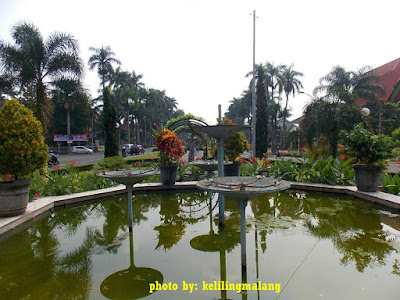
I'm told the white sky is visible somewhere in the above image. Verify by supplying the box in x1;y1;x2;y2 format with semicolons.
1;0;399;125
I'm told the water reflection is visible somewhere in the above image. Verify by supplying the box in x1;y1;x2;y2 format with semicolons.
100;225;163;299
0;191;399;299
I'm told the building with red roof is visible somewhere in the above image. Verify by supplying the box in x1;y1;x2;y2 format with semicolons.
358;57;400;105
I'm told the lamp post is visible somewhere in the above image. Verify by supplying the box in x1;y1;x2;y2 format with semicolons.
251;10;256;158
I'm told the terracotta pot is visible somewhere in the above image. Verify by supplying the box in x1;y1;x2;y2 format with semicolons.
353;164;382;192
224;161;241;176
159;164;178;185
0;179;30;217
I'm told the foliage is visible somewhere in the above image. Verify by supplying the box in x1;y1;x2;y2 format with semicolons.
88;46;121;89
102;87;119;157
95;156;127;170
0;99;48;181
256;65;269;157
381;173;400;196
268;156;355;185
0;21;83;132
224;132;250;161
155;129;185;165
29;163;116;200
343;124;394;165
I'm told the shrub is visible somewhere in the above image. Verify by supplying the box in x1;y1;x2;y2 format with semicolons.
343;124;394;165
0;99;48;181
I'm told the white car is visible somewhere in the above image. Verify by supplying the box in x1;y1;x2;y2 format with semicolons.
72;146;93;154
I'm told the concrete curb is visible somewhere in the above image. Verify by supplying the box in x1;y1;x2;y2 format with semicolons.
1;181;399;239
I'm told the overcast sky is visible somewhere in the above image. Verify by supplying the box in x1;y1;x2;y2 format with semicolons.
1;0;399;124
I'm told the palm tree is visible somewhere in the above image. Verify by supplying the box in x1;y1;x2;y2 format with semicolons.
88;46;121;90
313;65;384;103
0;21;83;132
310;65;385;156
281;65;303;148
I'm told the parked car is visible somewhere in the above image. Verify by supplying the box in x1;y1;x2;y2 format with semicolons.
130;144;145;155
72;146;93;154
122;144;134;157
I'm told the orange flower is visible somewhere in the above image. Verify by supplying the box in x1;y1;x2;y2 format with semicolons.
136;161;141;167
156;129;184;165
251;157;257;163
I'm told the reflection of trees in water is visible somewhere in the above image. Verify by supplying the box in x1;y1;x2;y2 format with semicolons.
0;218;95;299
154;192;209;251
249;191;399;273
305;196;395;272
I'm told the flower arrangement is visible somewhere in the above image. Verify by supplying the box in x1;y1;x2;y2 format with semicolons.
156;129;185;166
0;99;48;182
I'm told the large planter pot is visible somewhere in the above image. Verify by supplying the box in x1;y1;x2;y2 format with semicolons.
224;161;241;176
0;179;30;217
353;164;382;192
159;164;178;185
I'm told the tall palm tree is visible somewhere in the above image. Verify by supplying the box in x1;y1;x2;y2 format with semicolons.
281;64;303;148
0;21;83;132
88;46;121;90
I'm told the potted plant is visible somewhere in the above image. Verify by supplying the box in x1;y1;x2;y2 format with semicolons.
155;128;185;185
0;99;48;216
224;131;250;176
343;124;394;192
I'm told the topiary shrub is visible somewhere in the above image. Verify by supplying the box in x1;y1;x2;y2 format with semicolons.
0;99;48;181
224;132;250;161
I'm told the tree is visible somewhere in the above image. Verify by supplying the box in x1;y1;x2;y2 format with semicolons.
281;65;303;148
255;65;269;158
0;21;83;132
309;65;385;156
102;87;119;157
88;46;121;90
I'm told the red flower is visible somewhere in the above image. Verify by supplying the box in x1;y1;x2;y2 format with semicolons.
136;162;141;167
69;160;76;165
300;146;306;151
3;174;11;180
54;166;61;171
251;157;257;163
35;192;41;199
397;160;400;165
196;157;201;160
180;160;187;165
340;155;345;161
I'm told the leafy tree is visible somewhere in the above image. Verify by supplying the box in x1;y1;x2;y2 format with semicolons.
102;87;119;157
306;66;385;156
0;21;83;132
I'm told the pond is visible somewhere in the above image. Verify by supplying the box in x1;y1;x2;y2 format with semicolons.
0;190;399;299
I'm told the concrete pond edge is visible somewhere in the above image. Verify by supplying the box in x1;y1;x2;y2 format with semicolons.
1;181;399;240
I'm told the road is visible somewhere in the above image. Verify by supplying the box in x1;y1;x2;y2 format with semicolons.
51;148;152;168
50;149;400;173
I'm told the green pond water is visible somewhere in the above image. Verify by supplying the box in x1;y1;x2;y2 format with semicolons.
0;190;399;300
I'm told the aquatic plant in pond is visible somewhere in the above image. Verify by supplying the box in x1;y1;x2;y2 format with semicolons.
0;191;399;299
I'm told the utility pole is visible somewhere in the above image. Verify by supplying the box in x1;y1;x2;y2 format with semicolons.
251;10;256;158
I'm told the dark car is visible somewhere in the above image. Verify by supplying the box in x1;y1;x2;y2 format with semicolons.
130;144;145;155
